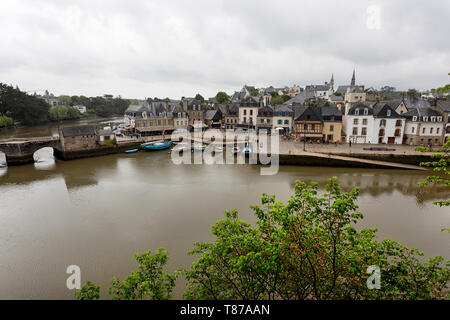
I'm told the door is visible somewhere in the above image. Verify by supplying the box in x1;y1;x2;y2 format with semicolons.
387;137;395;144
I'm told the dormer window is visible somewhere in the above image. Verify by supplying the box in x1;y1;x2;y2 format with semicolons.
431;117;436;122
437;116;442;122
363;108;368;115
423;116;428;122
387;110;391;117
412;116;417;121
355;109;359;115
178;112;181;118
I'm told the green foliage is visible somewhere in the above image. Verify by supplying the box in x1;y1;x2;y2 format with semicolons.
215;92;229;104
48;106;80;121
0;115;14;127
76;249;178;300
195;94;205;103
415;138;450;206
184;177;449;300
0;83;50;125
75;281;100;300
105;139;116;147
58;95;72;106
270;95;291;105
250;90;259;97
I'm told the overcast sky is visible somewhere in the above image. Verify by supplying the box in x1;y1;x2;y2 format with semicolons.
0;0;449;99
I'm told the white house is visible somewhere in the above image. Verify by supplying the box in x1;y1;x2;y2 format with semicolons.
73;105;87;114
345;102;405;144
403;107;445;146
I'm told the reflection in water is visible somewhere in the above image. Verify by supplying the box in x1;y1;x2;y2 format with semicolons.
0;166;6;177
0;152;6;167
0;151;449;299
33;147;55;171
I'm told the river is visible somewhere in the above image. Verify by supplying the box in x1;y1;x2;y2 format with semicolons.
0;147;449;299
0;116;123;140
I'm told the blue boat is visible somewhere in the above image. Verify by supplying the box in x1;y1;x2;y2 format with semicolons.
142;140;172;151
125;149;139;154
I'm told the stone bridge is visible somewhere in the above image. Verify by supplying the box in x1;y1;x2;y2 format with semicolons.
0;136;61;165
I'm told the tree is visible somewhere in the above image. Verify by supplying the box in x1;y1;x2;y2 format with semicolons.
195;94;205;103
0;83;50;125
415;138;450;207
75;281;100;300
184;178;449;300
250;90;259;97
271;95;290;106
76;249;178;300
215;91;229;104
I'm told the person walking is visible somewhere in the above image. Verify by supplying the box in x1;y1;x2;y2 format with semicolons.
349;140;352;148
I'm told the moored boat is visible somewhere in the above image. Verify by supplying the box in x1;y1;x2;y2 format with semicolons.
193;145;207;151
142;140;172;151
125;149;139;154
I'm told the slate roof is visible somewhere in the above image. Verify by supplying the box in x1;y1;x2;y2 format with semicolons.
329;94;344;101
437;100;450;112
347;102;373;116
294;106;322;121
403;107;444;121
372;103;402;118
97;129;113;135
285;91;315;105
61;125;95;137
204;109;222;121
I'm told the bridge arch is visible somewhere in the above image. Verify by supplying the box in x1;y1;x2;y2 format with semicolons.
0;136;60;166
33;147;56;170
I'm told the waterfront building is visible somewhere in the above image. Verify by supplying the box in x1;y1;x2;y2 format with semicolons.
59;125;97;151
256;105;274;133
237;96;260;130
96;129;115;144
293;105;323;143
403;107;445;146
272;104;294;135
435;100;450;142
219;103;239;130
204;109;223;129
187;98;205;127
345;102;405;144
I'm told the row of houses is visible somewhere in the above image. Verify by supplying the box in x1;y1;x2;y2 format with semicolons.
123;72;450;145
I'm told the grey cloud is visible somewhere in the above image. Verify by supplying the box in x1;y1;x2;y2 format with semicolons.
0;0;448;98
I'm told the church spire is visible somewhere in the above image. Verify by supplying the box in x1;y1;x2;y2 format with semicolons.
351;69;356;87
330;73;334;90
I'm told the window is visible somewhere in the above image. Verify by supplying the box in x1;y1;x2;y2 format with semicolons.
352;127;358;135
412;127;415;133
250;110;253;116
355;109;359;115
361;127;367;135
244;110;247;115
380;119;386;127
284;120;289;124
395;129;400;137
422;127;426;134
412;116;417;121
423;116;428;122
431;117;436;122
396;120;402;127
353;118;359;125
430;128;433;134
387;110;391;117
278;120;282;125
437;128;440;134
311;124;315;131
438;117;442;122
363;108;368;115
330;125;334;132
362;119;368;125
